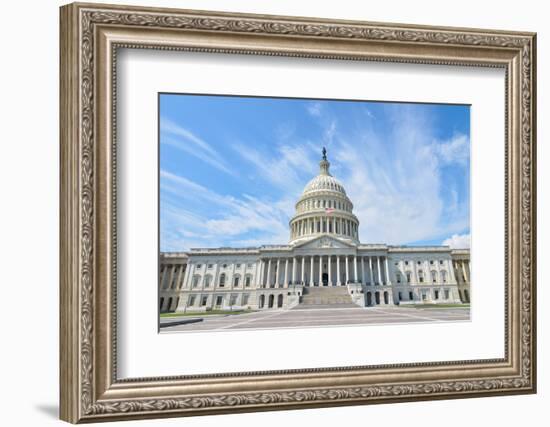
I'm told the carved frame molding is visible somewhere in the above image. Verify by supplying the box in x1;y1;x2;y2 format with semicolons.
60;2;536;423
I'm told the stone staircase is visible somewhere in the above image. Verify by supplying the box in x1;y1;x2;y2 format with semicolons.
294;286;358;309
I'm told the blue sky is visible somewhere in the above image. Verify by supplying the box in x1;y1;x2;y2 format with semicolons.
160;94;470;252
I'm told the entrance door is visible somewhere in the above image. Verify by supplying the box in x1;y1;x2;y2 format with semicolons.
366;292;372;306
322;273;329;286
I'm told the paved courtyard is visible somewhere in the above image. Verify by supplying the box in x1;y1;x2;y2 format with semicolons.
160;305;470;333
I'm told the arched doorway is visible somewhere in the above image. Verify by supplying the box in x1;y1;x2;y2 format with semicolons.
259;294;265;309
383;292;389;305
375;292;380;305
268;294;274;308
464;289;470;303
277;294;283;308
159;297;164;311
167;297;173;311
366;292;372;306
322;273;328;286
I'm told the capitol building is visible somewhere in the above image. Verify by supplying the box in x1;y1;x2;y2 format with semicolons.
159;149;471;313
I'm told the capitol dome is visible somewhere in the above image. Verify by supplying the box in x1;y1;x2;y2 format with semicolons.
289;148;360;245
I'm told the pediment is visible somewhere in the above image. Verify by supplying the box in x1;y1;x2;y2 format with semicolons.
293;235;357;250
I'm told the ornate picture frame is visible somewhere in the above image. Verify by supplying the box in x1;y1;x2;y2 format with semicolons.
60;2;536;423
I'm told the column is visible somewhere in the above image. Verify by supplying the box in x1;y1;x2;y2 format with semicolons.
337;255;341;286
345;256;349;285
435;259;441;284
284;258;289;288
160;264;168;289
292;257;296;285
310;256;314;286
165;265;175;290
301;256;305;284
254;260;261;288
377;256;382;285
319;255;323;285
259;259;265;287
229;262;236;289
385;257;392;286
173;264;183;289
266;259;272;288
448;259;457;284
369;256;373;285
353;256;358;283
276;258;281;287
361;257;365;285
461;261;469;283
211;263;219;289
180;262;190;290
185;262;195;290
328;255;333;286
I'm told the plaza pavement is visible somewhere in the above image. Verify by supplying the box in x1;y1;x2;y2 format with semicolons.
160;305;470;333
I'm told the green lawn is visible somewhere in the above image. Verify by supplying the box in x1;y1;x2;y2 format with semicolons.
160;309;256;318
407;304;470;309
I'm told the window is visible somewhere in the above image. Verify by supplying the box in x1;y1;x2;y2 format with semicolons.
204;275;211;288
233;276;240;287
247;263;253;268
440;260;444;265
441;270;447;283
242;294;249;306
215;296;223;307
422;293;427;301
398;292;403;301
430;260;434;265
406;271;411;283
207;264;213;269
418;269;424;283
219;273;226;287
201;296;208;306
434;290;440;300
188;295;196;306
444;289;450;300
236;263;241;268
230;294;238;306
396;272;401;284
222;263;227;268
431;270;437;283
417;260;421;265
405;261;409;266
196;264;202;269
409;291;414;300
245;276;251;287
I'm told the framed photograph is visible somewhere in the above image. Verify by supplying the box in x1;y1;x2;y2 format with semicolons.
60;2;537;423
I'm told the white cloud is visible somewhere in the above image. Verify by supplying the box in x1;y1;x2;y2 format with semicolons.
160;170;292;250
435;133;470;166
232;142;317;193
307;101;323;117
160;117;235;175
326;105;469;245
442;233;470;249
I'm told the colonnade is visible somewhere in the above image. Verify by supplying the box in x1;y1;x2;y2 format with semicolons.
257;254;391;288
159;263;186;290
290;216;358;240
454;260;471;283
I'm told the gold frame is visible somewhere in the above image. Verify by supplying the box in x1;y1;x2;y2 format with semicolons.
60;2;537;423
